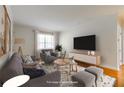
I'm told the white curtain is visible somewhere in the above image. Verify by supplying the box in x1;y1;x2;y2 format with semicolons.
34;30;55;58
37;34;54;50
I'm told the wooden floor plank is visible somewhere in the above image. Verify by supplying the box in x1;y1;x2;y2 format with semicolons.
118;65;124;87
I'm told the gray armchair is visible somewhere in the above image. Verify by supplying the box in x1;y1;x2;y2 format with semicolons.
40;49;58;64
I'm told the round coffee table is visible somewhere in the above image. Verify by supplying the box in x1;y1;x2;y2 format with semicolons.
3;75;30;87
54;59;69;70
54;59;70;80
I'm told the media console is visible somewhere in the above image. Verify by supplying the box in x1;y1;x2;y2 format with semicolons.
69;52;101;65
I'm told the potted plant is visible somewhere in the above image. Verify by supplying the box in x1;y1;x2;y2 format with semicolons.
55;44;62;51
55;44;62;57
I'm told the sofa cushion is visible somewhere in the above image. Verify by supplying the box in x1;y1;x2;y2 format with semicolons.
0;53;24;83
22;71;61;87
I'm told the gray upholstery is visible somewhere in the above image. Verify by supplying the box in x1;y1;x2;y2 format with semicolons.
0;53;61;87
72;71;95;87
0;53;24;83
40;49;57;64
85;66;103;81
0;81;2;87
22;71;61;87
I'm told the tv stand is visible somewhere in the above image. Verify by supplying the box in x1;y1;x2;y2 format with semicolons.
69;52;101;65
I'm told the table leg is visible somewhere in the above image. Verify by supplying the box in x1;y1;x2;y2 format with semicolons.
72;65;74;71
69;64;72;75
75;65;77;72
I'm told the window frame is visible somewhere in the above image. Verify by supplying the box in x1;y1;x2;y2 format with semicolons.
37;33;55;50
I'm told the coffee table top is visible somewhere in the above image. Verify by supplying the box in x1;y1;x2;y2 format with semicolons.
3;75;30;87
54;59;69;66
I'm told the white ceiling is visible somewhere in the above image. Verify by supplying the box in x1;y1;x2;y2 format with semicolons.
11;5;124;32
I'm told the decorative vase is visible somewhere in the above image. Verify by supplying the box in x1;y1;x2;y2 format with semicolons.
88;51;91;55
91;51;95;56
57;51;61;57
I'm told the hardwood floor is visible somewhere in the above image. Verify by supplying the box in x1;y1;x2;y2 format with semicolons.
118;65;124;87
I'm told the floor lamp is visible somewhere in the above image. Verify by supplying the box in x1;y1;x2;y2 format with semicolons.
14;38;25;56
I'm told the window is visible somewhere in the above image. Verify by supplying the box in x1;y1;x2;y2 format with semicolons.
37;33;54;49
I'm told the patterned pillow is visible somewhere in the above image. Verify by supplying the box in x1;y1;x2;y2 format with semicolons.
22;55;34;64
45;51;51;56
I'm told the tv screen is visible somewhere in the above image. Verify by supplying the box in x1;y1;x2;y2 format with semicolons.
74;35;96;50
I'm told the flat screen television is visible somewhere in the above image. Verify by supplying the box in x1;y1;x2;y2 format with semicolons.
74;35;96;50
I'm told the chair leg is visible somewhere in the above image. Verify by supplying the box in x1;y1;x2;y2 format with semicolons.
69;64;72;75
101;76;103;82
95;81;97;87
75;65;78;72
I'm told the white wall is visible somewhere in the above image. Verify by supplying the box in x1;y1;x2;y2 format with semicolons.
13;24;60;56
59;14;118;70
13;24;35;56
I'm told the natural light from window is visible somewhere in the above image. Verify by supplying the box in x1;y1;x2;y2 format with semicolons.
37;34;54;50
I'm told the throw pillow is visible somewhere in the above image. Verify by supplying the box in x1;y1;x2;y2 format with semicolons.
21;55;27;63
22;55;34;64
45;51;51;56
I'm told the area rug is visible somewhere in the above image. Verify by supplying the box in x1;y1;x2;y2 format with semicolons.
41;64;116;87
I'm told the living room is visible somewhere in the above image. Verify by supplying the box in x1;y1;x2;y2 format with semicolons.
0;5;124;87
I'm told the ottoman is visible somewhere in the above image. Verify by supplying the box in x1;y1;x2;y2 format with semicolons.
85;66;104;86
71;71;96;87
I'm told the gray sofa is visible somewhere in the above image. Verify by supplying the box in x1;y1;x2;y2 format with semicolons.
40;49;58;64
0;53;61;87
